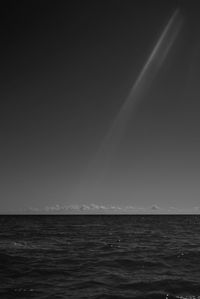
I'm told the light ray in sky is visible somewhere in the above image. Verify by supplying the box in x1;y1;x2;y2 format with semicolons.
91;8;183;172
73;9;183;202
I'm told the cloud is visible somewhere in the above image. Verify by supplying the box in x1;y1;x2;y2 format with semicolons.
67;205;81;211
25;204;144;214
24;203;200;214
167;206;180;213
26;203;129;213
124;206;136;210
151;205;160;211
68;204;123;212
67;204;105;211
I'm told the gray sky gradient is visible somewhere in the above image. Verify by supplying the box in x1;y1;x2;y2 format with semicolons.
1;1;200;213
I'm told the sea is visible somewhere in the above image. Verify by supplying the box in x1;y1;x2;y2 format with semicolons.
0;215;200;299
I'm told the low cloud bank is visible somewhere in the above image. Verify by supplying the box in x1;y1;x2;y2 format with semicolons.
23;204;200;214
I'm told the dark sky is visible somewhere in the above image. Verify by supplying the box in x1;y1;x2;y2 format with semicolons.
1;1;200;212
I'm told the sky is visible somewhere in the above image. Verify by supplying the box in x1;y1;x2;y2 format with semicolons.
1;0;200;213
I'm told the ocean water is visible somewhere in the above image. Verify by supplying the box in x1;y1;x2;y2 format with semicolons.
0;215;200;299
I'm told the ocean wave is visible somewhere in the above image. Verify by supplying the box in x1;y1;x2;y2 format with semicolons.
94;293;200;299
1;215;200;299
118;279;200;294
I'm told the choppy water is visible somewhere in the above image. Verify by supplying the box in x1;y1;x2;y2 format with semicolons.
0;215;200;299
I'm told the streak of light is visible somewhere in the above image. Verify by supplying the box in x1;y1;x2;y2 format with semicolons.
72;9;183;202
92;9;183;172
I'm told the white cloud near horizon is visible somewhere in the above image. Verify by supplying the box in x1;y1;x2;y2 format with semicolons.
23;203;200;214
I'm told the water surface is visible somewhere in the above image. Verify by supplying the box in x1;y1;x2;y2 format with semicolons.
0;215;200;299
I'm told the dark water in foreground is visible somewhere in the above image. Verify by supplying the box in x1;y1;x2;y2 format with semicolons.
0;215;200;299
